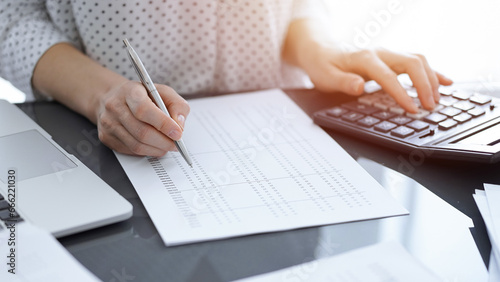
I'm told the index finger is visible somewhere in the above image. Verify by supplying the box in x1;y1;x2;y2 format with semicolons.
415;54;441;103
378;51;436;110
359;53;418;113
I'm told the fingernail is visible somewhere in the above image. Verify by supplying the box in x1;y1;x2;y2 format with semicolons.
167;129;181;140
434;89;441;103
428;95;436;109
351;79;363;94
177;114;185;129
409;104;419;113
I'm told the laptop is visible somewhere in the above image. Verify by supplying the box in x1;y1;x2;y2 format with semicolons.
0;99;132;237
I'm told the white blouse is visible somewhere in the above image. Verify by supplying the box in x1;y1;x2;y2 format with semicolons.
0;0;324;101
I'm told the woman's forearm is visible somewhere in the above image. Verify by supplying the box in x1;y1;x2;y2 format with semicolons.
32;43;128;123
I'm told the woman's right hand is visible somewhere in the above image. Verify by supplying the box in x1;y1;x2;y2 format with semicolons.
95;80;190;157
32;43;190;157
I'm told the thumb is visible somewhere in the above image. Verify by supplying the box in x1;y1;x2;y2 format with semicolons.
313;65;365;96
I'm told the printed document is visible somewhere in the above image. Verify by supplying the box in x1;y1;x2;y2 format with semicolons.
116;89;408;246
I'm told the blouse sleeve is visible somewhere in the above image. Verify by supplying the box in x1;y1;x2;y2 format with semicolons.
0;1;79;100
292;0;329;22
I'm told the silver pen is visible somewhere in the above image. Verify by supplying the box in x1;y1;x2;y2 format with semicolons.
123;38;193;167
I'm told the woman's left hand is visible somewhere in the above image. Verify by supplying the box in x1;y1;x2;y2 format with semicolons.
283;19;453;113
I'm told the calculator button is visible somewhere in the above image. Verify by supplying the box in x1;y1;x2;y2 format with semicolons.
341;112;365;122
389;116;413;125
452;91;472;100
374;121;398;133
439;96;458;107
406;89;418;98
326;107;348;117
391;126;415;138
439;88;454;96
468;108;485;117
381;97;397;106
406;120;430;132
431;104;445;113
389;106;405;115
439;107;462;117
412;98;422;108
358;95;378;106
342;102;379;115
453;112;472;123
438;119;458;130
424;113;447;124
406;109;430;120
470;93;492;105
357;116;381;128
374;102;390;111
453;100;475;111
373;111;396;120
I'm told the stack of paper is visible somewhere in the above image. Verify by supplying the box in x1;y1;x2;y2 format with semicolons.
473;183;500;281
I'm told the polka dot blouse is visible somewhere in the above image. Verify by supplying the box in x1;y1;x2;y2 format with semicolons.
0;0;323;101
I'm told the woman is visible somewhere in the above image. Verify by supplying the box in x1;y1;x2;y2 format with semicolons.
0;0;451;156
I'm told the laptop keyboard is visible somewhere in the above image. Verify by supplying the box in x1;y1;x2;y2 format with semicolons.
0;191;23;230
318;88;498;140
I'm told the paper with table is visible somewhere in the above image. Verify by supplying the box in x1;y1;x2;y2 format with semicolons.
115;89;408;246
474;183;500;281
235;241;443;282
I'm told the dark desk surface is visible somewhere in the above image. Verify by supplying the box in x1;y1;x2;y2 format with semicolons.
17;88;499;281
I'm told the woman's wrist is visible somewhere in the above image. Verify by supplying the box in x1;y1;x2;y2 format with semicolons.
282;19;330;69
